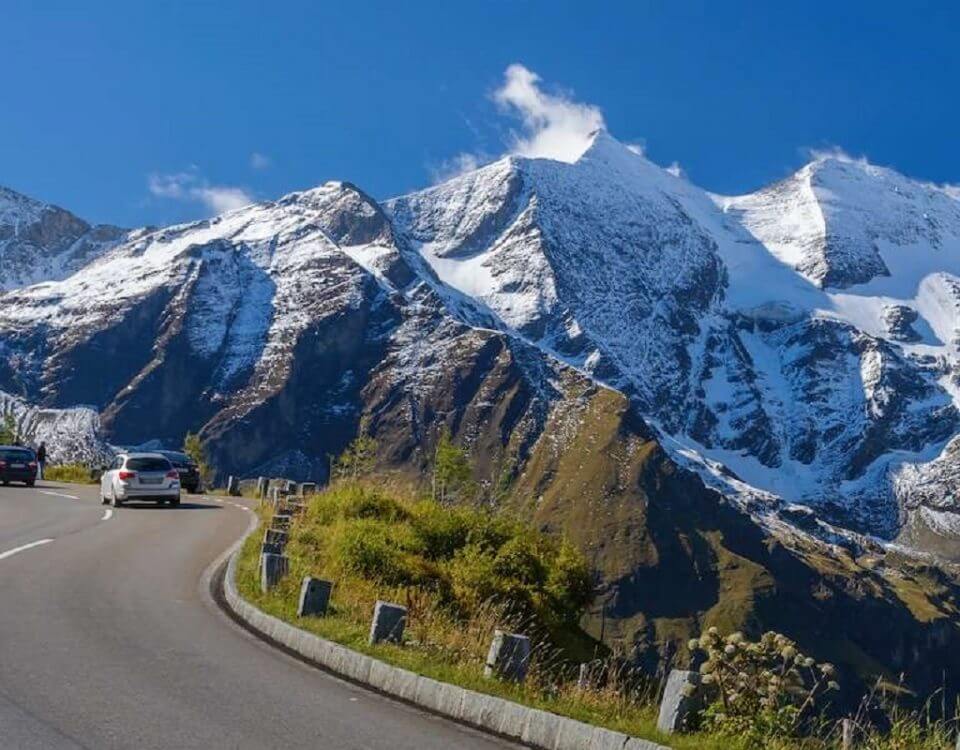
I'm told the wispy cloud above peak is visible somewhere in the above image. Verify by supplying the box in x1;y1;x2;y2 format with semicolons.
147;169;254;215
250;152;272;170
493;64;605;163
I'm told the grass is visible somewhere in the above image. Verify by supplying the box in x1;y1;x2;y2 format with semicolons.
235;479;960;750
44;463;97;484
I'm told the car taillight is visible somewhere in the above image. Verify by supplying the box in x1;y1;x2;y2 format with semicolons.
166;470;179;479
28;461;37;469
0;460;5;469
118;470;137;480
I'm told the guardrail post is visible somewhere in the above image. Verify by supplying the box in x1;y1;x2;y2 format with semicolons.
656;669;702;734
256;476;268;500
227;476;240;496
369;601;406;644
260;553;289;593
484;630;531;682
298;577;333;617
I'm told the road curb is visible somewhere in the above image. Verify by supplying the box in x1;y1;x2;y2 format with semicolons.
216;519;669;750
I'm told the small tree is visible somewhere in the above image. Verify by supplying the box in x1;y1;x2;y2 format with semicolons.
183;432;214;488
0;413;17;444
333;433;378;480
432;428;475;503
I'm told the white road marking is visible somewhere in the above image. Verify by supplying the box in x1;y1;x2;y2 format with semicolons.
38;490;79;500
0;538;54;561
102;508;113;521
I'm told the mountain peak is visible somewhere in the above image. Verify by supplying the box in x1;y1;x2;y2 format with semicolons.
576;129;641;166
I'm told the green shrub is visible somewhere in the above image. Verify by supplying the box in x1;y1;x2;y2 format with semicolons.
409;502;475;560
285;479;592;643
45;463;96;484
330;518;423;587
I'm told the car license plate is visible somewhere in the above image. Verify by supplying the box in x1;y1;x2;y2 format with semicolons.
141;477;162;484
10;463;24;469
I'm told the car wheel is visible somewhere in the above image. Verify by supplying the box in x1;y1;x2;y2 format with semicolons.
170;495;181;507
111;492;123;507
2;480;9;486
25;480;35;487
101;494;109;505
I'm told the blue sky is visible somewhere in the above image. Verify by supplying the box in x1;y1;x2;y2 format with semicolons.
2;1;958;227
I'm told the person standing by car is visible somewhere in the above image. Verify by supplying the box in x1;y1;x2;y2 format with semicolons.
36;441;47;480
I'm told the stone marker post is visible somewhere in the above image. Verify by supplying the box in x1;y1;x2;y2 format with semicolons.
263;528;287;548
656;669;702;734
298;577;333;617
369;601;407;644
260;553;289;593
227;476;240;496
577;662;592;690
261;541;283;557
841;718;855;750
484;630;531;682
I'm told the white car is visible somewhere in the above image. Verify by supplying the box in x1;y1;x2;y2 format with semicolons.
101;452;181;507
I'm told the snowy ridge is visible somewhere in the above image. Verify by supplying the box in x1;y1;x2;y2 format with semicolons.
4;135;960;544
0;185;127;291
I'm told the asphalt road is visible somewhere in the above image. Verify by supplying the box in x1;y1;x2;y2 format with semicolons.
0;481;517;750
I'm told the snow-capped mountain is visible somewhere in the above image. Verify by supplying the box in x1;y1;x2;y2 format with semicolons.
3;133;960;543
384;133;960;538
6;142;960;689
0;186;127;291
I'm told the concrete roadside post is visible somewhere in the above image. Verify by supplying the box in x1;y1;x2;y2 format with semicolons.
263;528;287;548
298;577;333;617
273;513;292;530
260;553;289;593
261;541;283;556
227;476;240;496
256;476;268;500
299;482;317;496
577;662;591;690
484;630;531;682
841;719;855;750
369;601;406;644
656;669;702;734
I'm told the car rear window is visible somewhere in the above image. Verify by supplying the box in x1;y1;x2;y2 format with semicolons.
0;449;34;462
126;457;171;472
162;452;192;465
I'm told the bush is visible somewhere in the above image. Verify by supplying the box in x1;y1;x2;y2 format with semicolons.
329;518;423;587
689;628;839;748
45;463;96;484
286;480;593;641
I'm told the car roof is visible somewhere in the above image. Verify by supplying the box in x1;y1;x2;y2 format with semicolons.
118;452;170;459
0;445;34;451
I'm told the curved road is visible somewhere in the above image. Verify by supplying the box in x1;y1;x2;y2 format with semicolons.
0;481;517;749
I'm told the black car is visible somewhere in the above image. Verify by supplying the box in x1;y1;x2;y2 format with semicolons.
0;446;38;486
158;451;201;493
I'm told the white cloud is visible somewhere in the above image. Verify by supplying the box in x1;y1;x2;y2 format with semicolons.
250;152;272;170
148;170;254;215
492;63;605;163
805;145;870;167
665;161;686;179
429;152;483;183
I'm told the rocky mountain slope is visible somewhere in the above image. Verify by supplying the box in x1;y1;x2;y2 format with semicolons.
3;138;960;693
0;186;127;291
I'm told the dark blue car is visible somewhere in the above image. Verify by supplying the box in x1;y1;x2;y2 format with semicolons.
0;446;38;486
